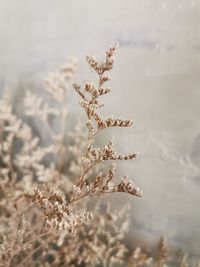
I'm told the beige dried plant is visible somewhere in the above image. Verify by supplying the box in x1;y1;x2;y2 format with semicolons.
0;45;142;267
72;44;141;199
0;45;199;267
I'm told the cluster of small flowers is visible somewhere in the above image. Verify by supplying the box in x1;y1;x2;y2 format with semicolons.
46;210;93;233
25;188;93;233
86;44;117;75
24;91;60;122
114;176;142;197
81;139;137;176
96;116;134;130
44;59;77;102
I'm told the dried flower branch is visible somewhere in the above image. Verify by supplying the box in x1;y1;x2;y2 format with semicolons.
73;44;141;202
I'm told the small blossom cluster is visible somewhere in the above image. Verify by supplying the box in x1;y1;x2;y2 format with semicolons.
44;59;77;102
25;188;93;233
72;44;141;200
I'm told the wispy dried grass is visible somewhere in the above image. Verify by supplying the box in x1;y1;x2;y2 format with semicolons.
0;45;141;267
0;45;199;267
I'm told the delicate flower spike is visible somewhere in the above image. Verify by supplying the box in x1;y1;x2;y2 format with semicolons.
72;44;141;203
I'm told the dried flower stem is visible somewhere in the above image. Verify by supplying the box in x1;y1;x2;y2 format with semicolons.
73;44;142;200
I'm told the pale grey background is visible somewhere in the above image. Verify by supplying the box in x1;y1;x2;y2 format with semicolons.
1;0;200;259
